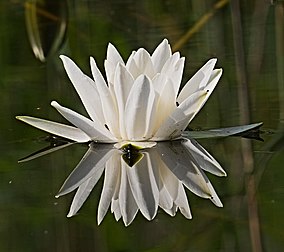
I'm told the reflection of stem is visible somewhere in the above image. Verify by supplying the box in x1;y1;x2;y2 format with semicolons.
275;4;284;121
173;0;229;51
25;1;60;22
230;1;263;252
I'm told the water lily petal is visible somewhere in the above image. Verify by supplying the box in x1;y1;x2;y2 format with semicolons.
156;142;213;198
67;175;99;217
51;101;116;142
160;55;185;98
183;139;226;177
113;63;134;139
90;57;120;138
60;55;105;124
163;203;178;216
161;52;180;76
119;161;139;226
111;199;122;221
125;75;156;140
125;51;140;78
16;116;90;142
133;48;155;78
97;152;121;225
153;78;176;132
107;43;124;65
151;39;172;73
126;152;159;220
56;145;114;197
105;43;124;84
170;57;185;97
153;90;207;140
175;182;192;219
177;58;217;103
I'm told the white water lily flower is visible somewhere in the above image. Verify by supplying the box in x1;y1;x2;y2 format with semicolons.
16;39;222;149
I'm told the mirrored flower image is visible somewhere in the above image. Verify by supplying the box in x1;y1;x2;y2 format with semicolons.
55;139;225;226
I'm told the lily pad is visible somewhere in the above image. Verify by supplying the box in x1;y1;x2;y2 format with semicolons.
182;122;263;140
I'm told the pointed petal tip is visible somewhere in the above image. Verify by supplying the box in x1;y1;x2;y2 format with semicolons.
51;100;59;107
16;115;23;121
90;56;96;64
59;55;72;64
162;38;169;44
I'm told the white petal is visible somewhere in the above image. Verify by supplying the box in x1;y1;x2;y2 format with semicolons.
170;57;185;97
159;185;174;210
67;175;99;217
90;57;120;138
113;64;134;139
56;145;114;197
133;48;155;78
16;116;90;142
119;161;139;226
111;199;122;221
153;78;176;132
105;43;124;84
124;75;156;140
126;52;140;78
151;39;172;73
156;142;213;198
97;152;121;225
175;182;192;219
51;101;116;142
163;203;178;216
183;139;226;176
107;43;124;65
126;152;159;220
153;90;207;140
151;73;167;94
60;55;105;124
177;58;217;104
157;154;180;201
161;52;180;77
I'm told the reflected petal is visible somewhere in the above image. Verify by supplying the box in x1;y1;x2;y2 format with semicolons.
56;144;114;197
126;152;159;220
97;151;121;225
156;141;216;198
182;139;226;177
119;162;139;226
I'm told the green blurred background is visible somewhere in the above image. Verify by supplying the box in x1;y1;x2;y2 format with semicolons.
1;0;284;251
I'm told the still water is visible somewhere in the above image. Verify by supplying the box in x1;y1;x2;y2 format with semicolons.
1;0;284;251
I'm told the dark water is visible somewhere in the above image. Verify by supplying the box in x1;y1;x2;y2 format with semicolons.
1;0;284;251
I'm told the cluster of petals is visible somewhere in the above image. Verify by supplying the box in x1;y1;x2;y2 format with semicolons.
17;39;222;148
56;139;226;226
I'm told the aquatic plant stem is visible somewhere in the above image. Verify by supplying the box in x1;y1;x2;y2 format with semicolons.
173;0;228;51
230;1;263;252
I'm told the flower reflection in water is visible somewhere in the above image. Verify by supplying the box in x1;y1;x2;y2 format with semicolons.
56;139;226;226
